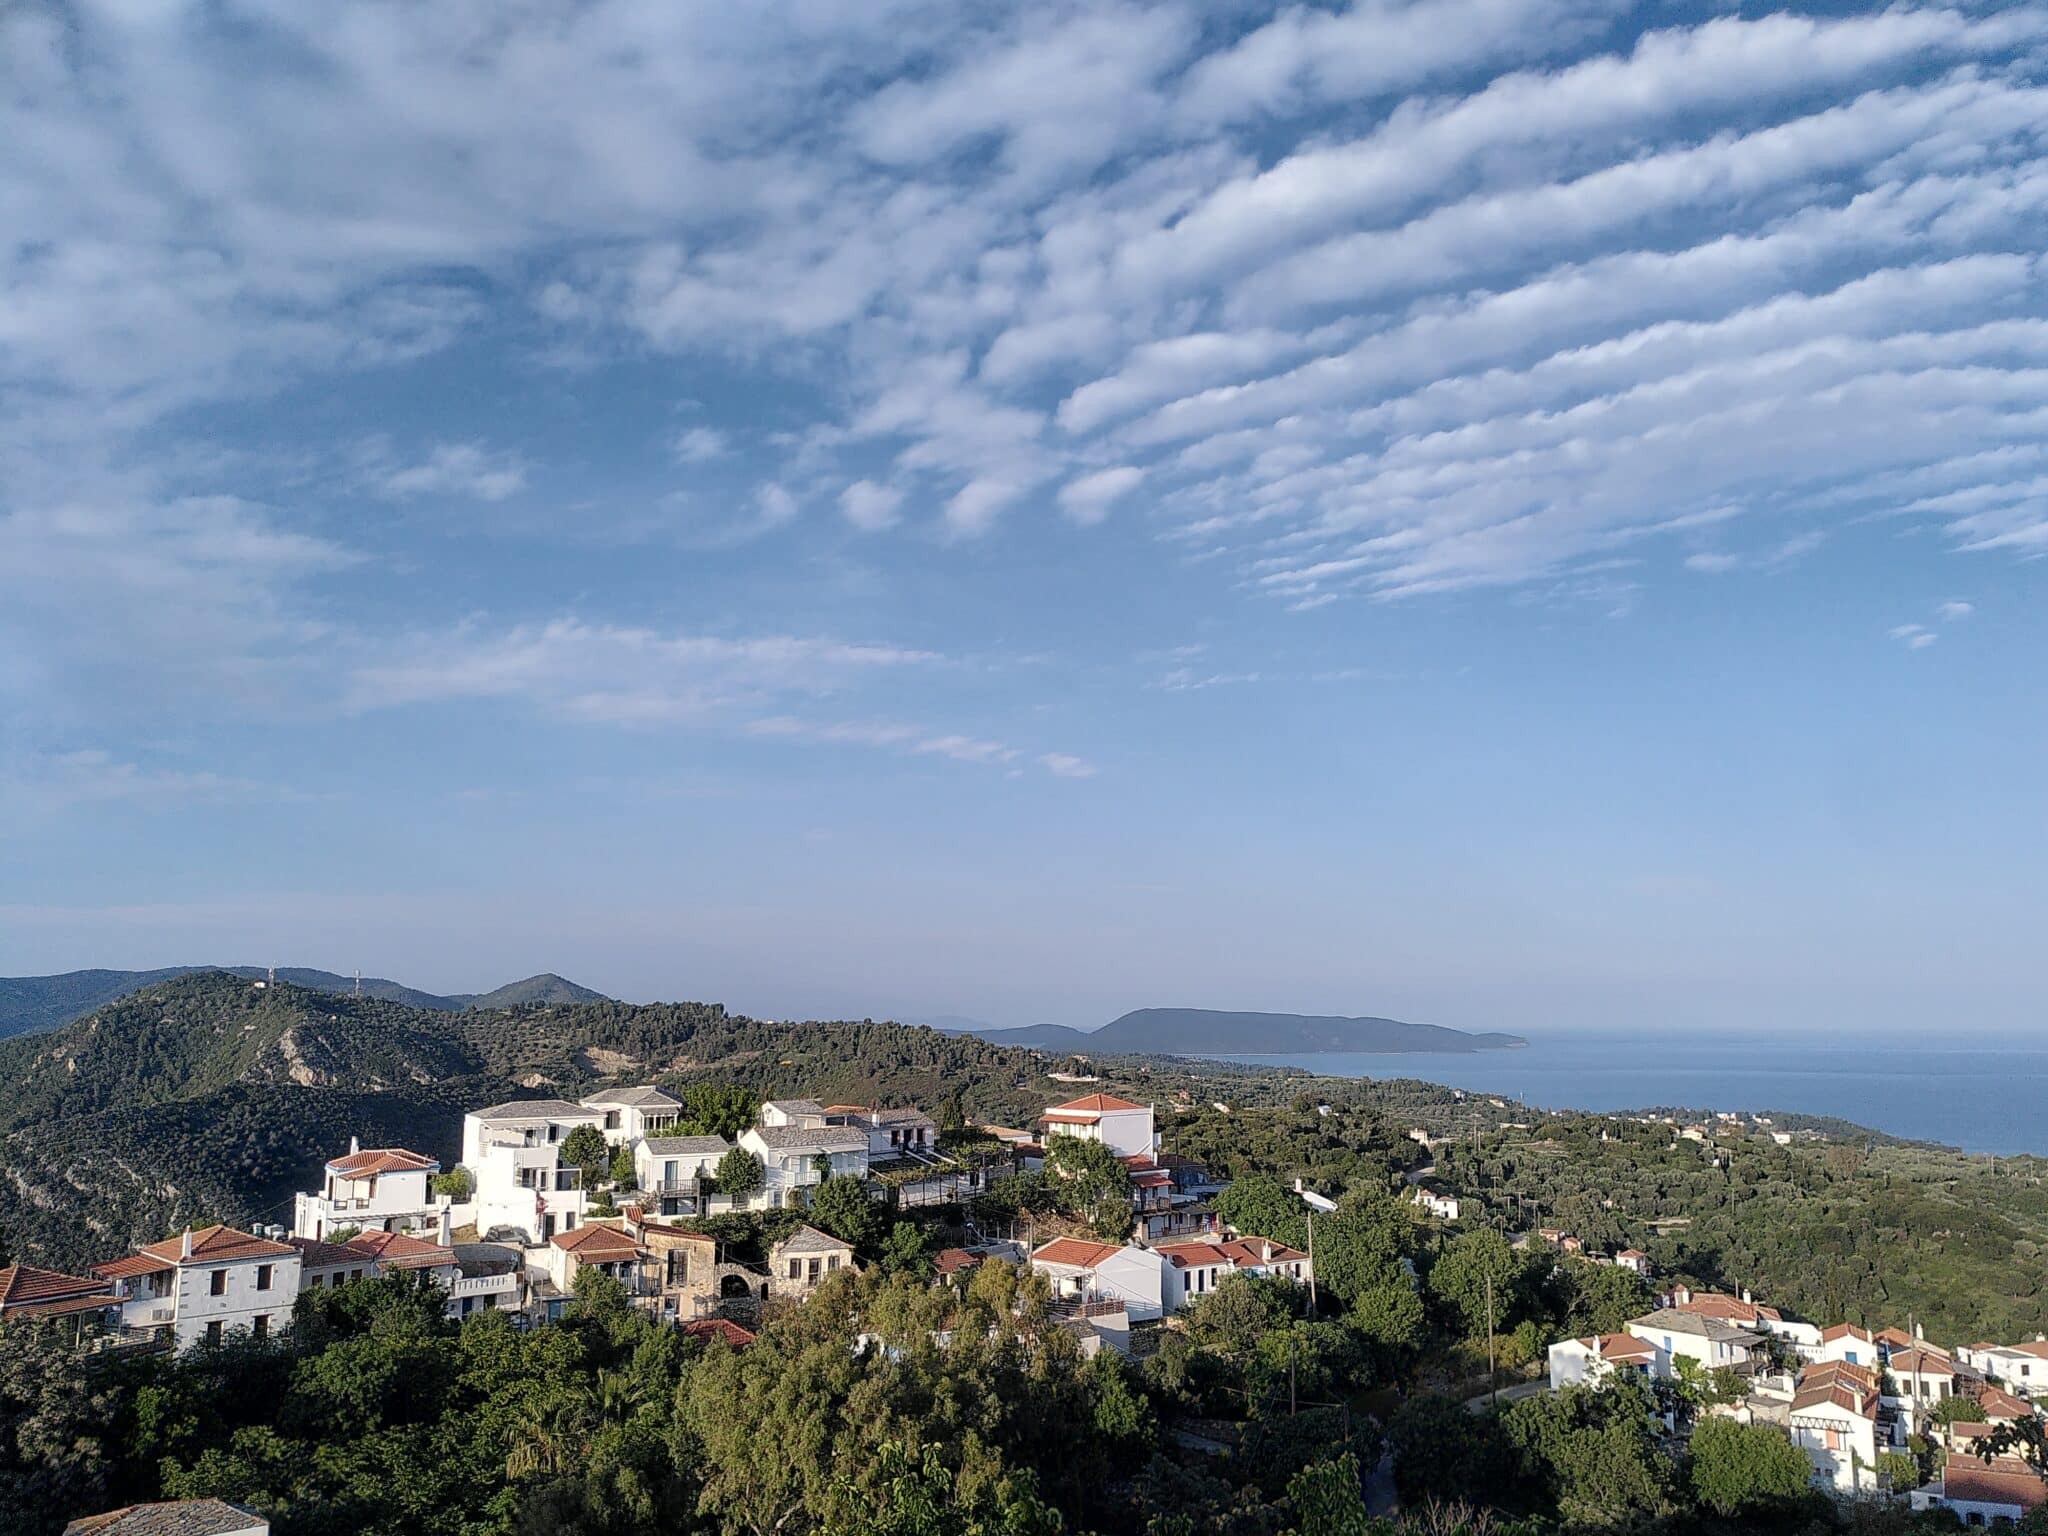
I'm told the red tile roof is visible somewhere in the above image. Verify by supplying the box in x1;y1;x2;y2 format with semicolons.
550;1224;642;1259
1822;1323;1874;1344
286;1237;369;1270
326;1147;437;1178
345;1231;455;1269
1671;1292;1782;1325
93;1253;175;1281
1030;1237;1122;1269
1044;1093;1145;1117
1974;1384;2037;1420
1940;1458;2048;1511
97;1225;295;1280
681;1318;756;1348
1155;1237;1308;1270
1577;1332;1655;1362
0;1264;113;1312
934;1248;987;1277
1792;1360;1880;1419
1889;1345;1955;1376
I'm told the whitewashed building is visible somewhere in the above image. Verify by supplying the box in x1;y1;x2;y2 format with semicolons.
1625;1311;1765;1377
1547;1332;1658;1390
1153;1237;1311;1313
582;1085;682;1145
1041;1094;1157;1160
1959;1338;2048;1392
1788;1360;1883;1492
737;1124;870;1207
634;1134;729;1217
759;1099;829;1129
94;1225;302;1351
463;1098;609;1245
1911;1458;2048;1523
291;1141;444;1240
1028;1238;1167;1320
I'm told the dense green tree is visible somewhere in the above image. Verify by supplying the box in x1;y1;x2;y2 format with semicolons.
1501;1378;1672;1526
1385;1392;1518;1509
607;1146;637;1190
678;1084;758;1140
560;1124;611;1187
0;1325;115;1533
1284;1454;1374;1536
1689;1415;1819;1517
1309;1199;1409;1308
431;1166;475;1201
714;1146;764;1199
1345;1283;1428;1380
878;1221;933;1277
1561;1260;1654;1336
1043;1136;1133;1240
810;1176;884;1252
1186;1274;1296;1362
1425;1229;1531;1339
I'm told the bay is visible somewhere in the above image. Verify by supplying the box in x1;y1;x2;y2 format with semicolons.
1211;1033;2048;1156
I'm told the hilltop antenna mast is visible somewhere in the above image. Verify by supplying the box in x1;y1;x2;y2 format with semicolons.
354;969;361;999
267;966;275;987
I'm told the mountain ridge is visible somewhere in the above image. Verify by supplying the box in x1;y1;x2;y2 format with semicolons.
0;965;610;1040
942;1006;1525;1055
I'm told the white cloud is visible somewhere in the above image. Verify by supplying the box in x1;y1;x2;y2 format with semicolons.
840;480;905;532
1037;752;1097;779
945;478;1024;538
1938;599;1975;621
1057;466;1143;525
755;483;800;527
379;443;528;502
1684;552;1741;574
1890;623;1939;649
673;427;729;463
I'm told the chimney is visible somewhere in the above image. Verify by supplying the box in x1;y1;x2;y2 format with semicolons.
1262;1240;1273;1263
1742;1288;1752;1305
1916;1321;1925;1341
438;1207;451;1246
349;1135;360;1155
180;1228;193;1260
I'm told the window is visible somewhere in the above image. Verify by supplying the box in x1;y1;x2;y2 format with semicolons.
253;1314;268;1339
826;1255;840;1271
255;1263;273;1291
788;1260;801;1280
605;1111;620;1130
205;1320;223;1346
351;1268;364;1281
210;1270;227;1296
807;1258;821;1282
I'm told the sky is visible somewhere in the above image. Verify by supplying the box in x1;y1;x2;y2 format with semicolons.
2;1;2045;1035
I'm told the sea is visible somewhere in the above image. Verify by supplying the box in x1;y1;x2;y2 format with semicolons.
1212;1033;2048;1157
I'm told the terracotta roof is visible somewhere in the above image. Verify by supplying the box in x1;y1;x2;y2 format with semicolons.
62;1498;266;1535
93;1253;174;1281
2015;1340;2048;1360
1616;1248;1647;1259
934;1247;987;1277
1950;1422;1995;1441
0;1264;113;1312
123;1225;296;1268
681;1318;756;1347
1044;1092;1145;1117
1030;1237;1123;1269
1890;1345;1955;1376
1822;1323;1874;1344
1577;1332;1655;1362
550;1224;642;1259
1975;1384;2037;1420
1155;1237;1308;1269
326;1147;437;1178
286;1237;369;1270
1876;1326;1921;1350
345;1231;456;1269
1939;1458;2048;1512
1671;1292;1782;1325
1792;1361;1880;1419
1131;1169;1173;1187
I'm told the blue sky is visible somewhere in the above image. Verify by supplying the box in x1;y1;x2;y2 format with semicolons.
3;1;2045;1034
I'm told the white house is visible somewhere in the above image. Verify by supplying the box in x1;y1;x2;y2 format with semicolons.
1615;1249;1652;1276
581;1085;682;1145
1816;1323;1878;1368
94;1225;302;1351
1625;1311;1765;1377
836;1106;939;1158
1028;1237;1167;1321
1547;1332;1658;1391
634;1134;729;1217
463;1098;610;1244
1663;1290;1821;1354
1041;1093;1157;1160
1788;1360;1883;1492
1959;1339;2048;1392
1410;1188;1460;1222
61;1498;269;1536
291;1141;444;1240
759;1099;828;1129
539;1222;644;1301
1153;1237;1311;1313
737;1124;870;1207
1911;1458;2048;1524
1885;1344;1959;1435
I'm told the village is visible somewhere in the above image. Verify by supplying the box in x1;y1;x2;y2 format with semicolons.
10;1087;2048;1535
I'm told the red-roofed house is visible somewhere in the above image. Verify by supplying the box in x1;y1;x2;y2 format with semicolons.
291;1138;445;1241
1818;1323;1876;1368
1886;1344;1958;1433
1028;1238;1167;1319
1960;1338;2048;1392
1912;1456;2048;1523
1154;1237;1311;1311
1546;1332;1658;1390
682;1318;756;1349
540;1222;643;1299
1041;1094;1157;1160
1789;1360;1882;1492
0;1264;116;1334
93;1226;301;1351
1615;1249;1651;1277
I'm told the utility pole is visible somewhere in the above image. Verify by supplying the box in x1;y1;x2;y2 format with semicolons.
1306;1210;1319;1317
1486;1270;1498;1413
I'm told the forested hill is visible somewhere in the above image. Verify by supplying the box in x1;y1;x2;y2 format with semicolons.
0;965;610;1040
0;972;1497;1274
